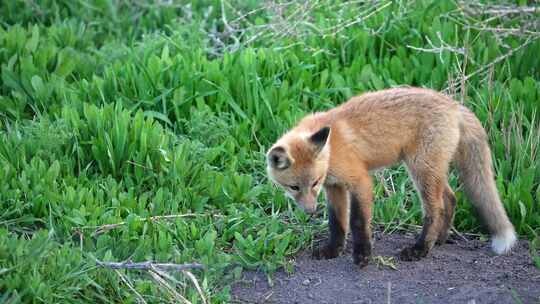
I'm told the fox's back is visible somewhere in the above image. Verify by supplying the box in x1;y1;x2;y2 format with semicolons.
307;87;462;170
331;87;460;133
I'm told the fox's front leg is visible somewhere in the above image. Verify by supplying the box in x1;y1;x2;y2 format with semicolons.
348;173;374;267
313;184;349;260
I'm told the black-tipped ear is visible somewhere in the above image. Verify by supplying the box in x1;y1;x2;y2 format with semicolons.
267;146;291;170
309;126;330;152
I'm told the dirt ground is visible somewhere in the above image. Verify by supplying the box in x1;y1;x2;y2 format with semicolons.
232;231;540;304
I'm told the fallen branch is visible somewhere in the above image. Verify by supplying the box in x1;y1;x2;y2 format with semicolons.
149;269;192;304
98;259;206;304
80;216;210;303
96;260;205;272
183;270;208;304
115;269;148;304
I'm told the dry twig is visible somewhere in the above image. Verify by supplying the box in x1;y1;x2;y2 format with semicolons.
149;269;192;304
115;269;148;304
183;270;208;304
98;259;207;304
202;0;412;56
96;260;204;271
407;0;540;98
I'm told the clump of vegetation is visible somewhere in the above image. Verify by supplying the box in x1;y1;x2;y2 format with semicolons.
1;0;539;302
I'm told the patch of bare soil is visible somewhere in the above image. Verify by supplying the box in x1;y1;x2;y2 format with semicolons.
232;232;540;304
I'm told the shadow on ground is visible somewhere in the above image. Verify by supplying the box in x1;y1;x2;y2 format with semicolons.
232;232;540;304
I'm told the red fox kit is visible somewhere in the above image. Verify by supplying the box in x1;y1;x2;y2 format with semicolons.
267;87;516;266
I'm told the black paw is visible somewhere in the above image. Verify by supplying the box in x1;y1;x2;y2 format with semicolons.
436;230;450;246
399;246;427;261
353;253;370;268
436;237;454;246
313;244;341;260
435;238;446;246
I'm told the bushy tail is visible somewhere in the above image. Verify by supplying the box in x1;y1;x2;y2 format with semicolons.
455;106;516;254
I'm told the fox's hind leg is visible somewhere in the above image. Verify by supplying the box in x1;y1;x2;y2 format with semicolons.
400;118;460;261
313;184;349;259
437;184;457;245
401;146;458;261
400;166;446;261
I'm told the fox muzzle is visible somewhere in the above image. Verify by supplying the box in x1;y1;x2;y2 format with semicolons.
295;195;318;214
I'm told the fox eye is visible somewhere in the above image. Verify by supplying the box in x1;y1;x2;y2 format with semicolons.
312;177;321;188
289;185;300;191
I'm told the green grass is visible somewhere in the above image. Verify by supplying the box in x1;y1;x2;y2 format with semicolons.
0;0;539;302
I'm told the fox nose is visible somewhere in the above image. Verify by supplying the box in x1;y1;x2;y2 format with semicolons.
297;196;317;214
302;204;317;214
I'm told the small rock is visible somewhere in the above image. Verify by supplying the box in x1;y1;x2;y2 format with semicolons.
302;279;311;286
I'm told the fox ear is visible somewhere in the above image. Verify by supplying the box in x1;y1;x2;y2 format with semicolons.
309;126;330;153
267;146;291;170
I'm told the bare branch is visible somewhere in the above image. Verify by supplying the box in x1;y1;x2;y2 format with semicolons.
96;260;205;272
183;270;208;304
463;3;540;15
97;258;206;303
323;0;393;37
115;269;148;304
203;0;413;57
407;32;467;64
149;269;192;304
444;36;539;93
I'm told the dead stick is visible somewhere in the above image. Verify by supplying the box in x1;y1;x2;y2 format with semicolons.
149;269;192;304
97;260;204;271
115;269;148;304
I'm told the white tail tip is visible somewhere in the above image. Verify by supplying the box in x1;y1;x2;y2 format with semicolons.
491;227;517;254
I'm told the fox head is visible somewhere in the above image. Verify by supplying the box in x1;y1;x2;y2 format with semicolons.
266;126;331;214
